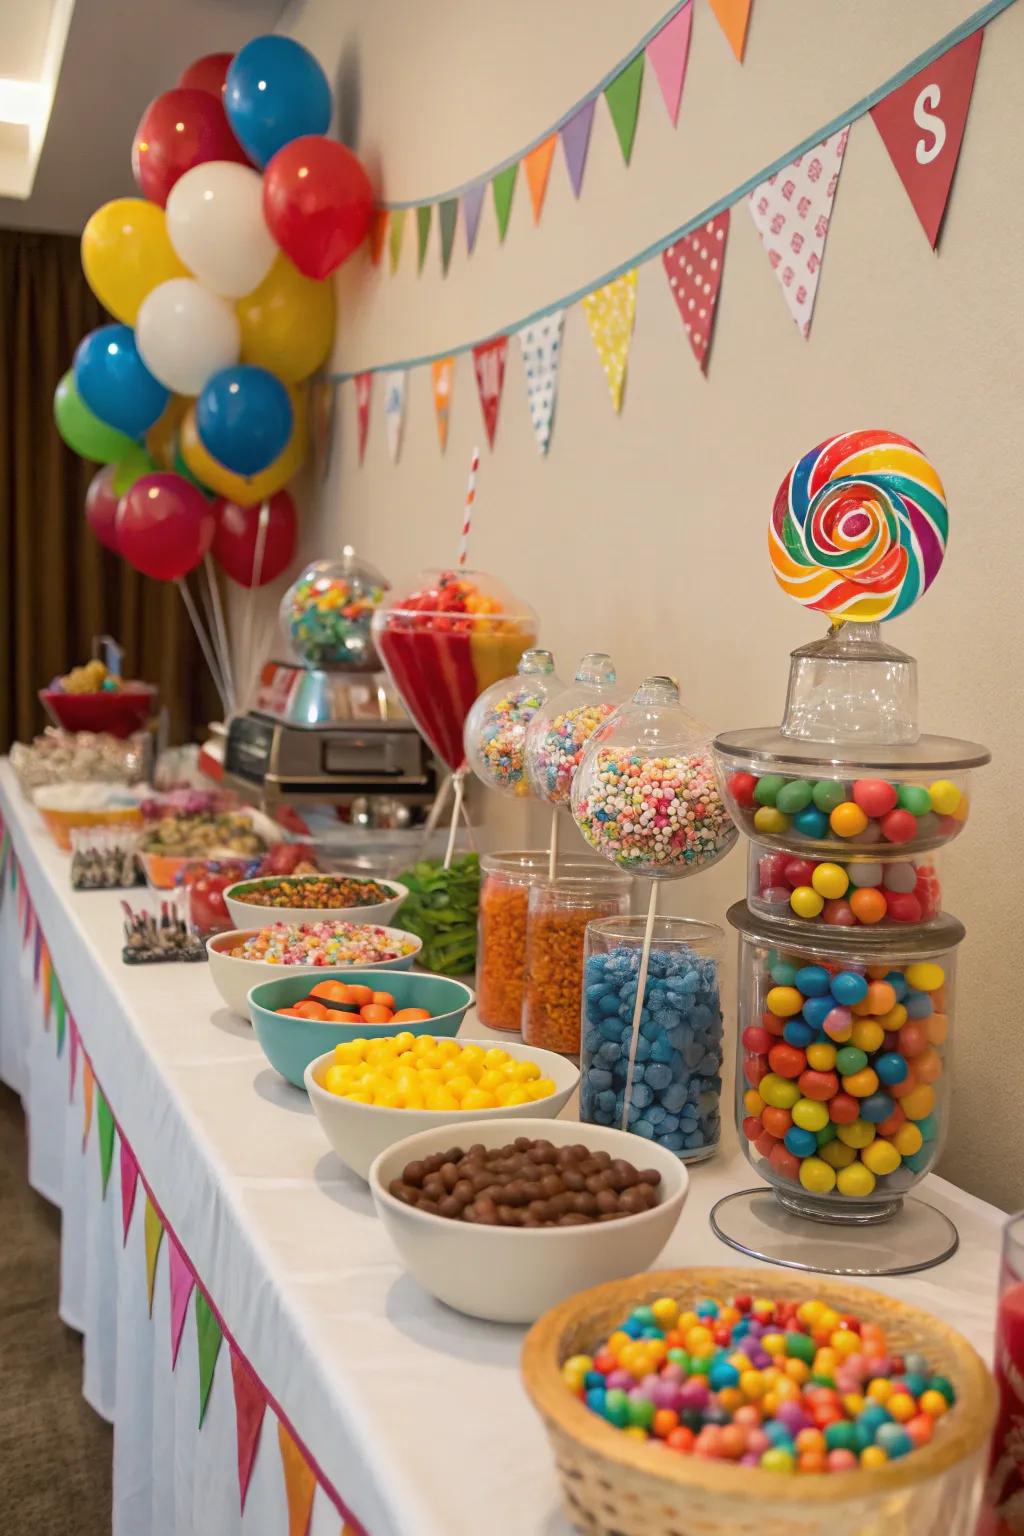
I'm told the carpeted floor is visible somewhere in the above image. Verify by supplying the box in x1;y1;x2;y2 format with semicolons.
0;1082;112;1534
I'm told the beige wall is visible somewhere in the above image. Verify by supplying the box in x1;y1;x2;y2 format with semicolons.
245;0;1023;1209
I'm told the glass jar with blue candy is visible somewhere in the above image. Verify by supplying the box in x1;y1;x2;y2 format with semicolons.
580;915;724;1163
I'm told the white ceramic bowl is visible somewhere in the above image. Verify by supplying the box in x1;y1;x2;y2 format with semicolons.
305;1039;579;1182
369;1118;689;1324
206;924;422;1019
224;875;408;932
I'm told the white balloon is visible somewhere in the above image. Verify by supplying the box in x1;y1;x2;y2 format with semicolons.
135;279;241;396
165;162;277;299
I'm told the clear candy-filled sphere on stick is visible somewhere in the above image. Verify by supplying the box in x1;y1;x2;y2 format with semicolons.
464;649;563;798
525;652;626;807
279;548;388;668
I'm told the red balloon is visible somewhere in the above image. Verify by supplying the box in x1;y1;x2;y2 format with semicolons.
211;492;297;587
116;473;215;581
178;52;233;98
132;89;248;207
262;136;373;280
84;466;122;553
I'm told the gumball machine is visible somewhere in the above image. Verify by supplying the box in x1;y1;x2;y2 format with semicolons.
710;429;990;1274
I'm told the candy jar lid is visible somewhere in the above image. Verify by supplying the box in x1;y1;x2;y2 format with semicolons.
571;676;738;878
372;567;538;772
524;652;627;806
279;548;389;669
464;649;564;798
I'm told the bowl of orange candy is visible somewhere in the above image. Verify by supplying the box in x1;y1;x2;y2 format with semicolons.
247;971;475;1088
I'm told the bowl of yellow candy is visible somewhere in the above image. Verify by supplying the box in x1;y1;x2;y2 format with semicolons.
304;1036;579;1181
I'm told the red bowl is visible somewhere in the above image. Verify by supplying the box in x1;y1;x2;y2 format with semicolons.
39;686;156;738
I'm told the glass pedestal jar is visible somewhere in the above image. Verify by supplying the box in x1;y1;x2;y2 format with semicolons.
580;916;724;1163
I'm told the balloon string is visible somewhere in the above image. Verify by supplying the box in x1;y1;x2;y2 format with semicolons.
204;556;236;715
196;561;232;716
548;806;560;882
240;501;272;710
176;577;228;716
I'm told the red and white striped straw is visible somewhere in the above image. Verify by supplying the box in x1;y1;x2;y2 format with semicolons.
457;446;480;569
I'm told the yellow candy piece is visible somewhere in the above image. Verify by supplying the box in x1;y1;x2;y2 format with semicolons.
501;1086;531;1106
806;1042;837;1072
892;1122;924;1157
527;1079;556;1100
861;1446;888;1469
324;1065;348;1094
444;1074;476;1100
843;1391;866;1416
790;886;824;919
837;1119;875;1149
861;1138;901;1176
799;1157;837;1194
393;1031;416;1052
867;1377;893;1403
791;1098;829;1133
759;1074;801;1110
761;1332;786;1356
919;1389;948;1418
837;1162;876;1197
905;962;944;992
887;1392;916;1423
900;1083;936;1120
461;1088;498;1111
754;806;790;836
811;862;849;899
484;1048;510;1068
876;1004;908;1031
344;1089;373;1104
743;1088;766;1115
423;1089;460;1111
436;1038;461;1058
373;1088;401;1108
766;986;804;1019
819;1140;857;1170
928;779;962;816
334;1041;365;1065
510;1060;541;1082
850;1019;884;1053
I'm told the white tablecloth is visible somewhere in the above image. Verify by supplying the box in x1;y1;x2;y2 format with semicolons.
0;761;1006;1536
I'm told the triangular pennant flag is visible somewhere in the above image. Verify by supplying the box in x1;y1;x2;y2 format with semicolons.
41;946;52;1026
582;270;637;412
523;136;557;224
196;1291;223;1428
381;371;406;464
168;1234;196;1369
748;126;849;338
462;181;486;254
82;1057;95;1147
646;3;693;126
870;31;982;248
230;1348;267;1513
97;1090;116;1198
278;1422;318;1536
120;1137;139;1244
9;847;17;891
388;208;406;274
431;358;455;452
369;209;388;266
709;0;752;61
25;893;34;947
517;311;564;454
69;1017;79;1102
144;1195;164;1316
604;55;644;165
472;337;508;449
55;991;67;1056
662;210;730;372
32;921;41;985
439;198;458;275
354;373;372;465
491;164;517;243
416;204;432;273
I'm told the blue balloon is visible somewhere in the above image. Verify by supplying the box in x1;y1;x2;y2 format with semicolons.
196;366;292;476
73;324;168;438
225;35;331;167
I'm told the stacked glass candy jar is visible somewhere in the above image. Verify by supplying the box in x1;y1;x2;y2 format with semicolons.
711;429;989;1273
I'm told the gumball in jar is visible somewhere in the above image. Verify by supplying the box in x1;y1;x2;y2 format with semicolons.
524;651;626;807
464;649;563;798
279;548;389;669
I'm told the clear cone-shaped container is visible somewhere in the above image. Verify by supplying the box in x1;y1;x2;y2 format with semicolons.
372;568;538;772
279;548;389;668
571;676;737;878
524;652;626;807
463;649;563;798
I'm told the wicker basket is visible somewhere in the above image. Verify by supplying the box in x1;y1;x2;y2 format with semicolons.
522;1265;996;1536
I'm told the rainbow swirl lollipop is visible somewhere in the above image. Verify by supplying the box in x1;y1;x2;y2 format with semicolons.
769;429;948;622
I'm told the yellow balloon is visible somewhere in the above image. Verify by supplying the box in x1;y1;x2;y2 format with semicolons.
236;255;335;383
81;198;190;325
180;385;308;506
146;395;191;470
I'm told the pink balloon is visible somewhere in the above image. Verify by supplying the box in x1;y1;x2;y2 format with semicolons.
84;465;122;553
116;472;214;581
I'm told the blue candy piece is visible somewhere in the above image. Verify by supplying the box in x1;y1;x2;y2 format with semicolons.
903;1147;934;1173
584;1370;605;1390
586;1387;607;1415
770;962;798;987
876;1424;913;1459
905;991;933;1019
794;965;832;998
783;1020;815;1048
708;1362;739;1390
860;1092;895;1124
764;1421;795;1448
645;1064;673;1091
830;971;869;1006
633;1118;655;1138
785;1126;818;1158
696;1299;719;1318
875;1052;909;1086
802;996;834;1030
885;971;909;1001
916;1113;939;1142
793;806;829;838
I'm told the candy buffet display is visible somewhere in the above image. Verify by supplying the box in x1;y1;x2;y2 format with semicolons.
525;652;626;807
279;550;389;668
711;430;990;1274
464;649;563;797
581;917;724;1163
121;899;206;964
225;920;419;967
276;980;432;1023
394;854;479;975
316;1037;559;1111
522;872;631;1056
70;827;142;890
11;728;149;795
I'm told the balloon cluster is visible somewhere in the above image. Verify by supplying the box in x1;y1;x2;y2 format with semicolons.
58;37;372;586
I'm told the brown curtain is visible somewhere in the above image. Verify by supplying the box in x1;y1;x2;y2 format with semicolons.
0;228;219;751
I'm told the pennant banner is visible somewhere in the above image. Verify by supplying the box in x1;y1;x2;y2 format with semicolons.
97;1090;116;1197
82;1057;95;1147
439;198;458;275
354;373;372;465
605;54;645;165
662;210;730;372
279;1421;318;1536
648;2;693;125
196;1291;223;1428
231;1347;267;1513
518;312;564;454
463;181;486;254
168;1235;196;1369
492;164;517;243
431;358;454;452
120;1137;139;1243
473;337;508;448
55;987;67;1056
870;30;982;247
382;370;406;464
583;271;637;412
524;136;556;224
144;1195;164;1316
69;1016;80;1102
416;204;431;273
709;0;752;61
388;209;406;274
369;209;388;266
560;99;595;199
748;126;849;338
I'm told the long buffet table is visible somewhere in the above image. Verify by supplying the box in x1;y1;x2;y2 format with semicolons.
0;760;1008;1536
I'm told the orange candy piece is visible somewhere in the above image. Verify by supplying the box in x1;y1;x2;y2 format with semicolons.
392;1007;432;1022
311;980;354;1003
371;990;395;1009
346;985;374;1005
359;1004;394;1023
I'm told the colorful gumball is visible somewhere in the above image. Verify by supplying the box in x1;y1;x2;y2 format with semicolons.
852;780;898;817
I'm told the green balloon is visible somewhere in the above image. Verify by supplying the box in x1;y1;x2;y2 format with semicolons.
172;442;213;499
53;370;137;464
111;444;155;495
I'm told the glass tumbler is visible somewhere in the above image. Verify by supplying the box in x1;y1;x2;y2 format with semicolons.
522;872;631;1056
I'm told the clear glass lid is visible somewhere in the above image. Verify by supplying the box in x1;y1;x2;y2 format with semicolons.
727;898;964;955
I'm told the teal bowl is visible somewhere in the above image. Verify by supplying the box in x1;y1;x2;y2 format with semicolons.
246;970;476;1089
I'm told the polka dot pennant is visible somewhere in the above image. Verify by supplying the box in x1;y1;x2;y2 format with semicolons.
517;310;564;454
582;270;637;413
382;369;406;464
747;126;849;339
661;211;729;373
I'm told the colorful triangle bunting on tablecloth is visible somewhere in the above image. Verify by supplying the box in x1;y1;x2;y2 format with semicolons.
604;54;644;165
82;1057;95;1147
196;1291;223;1428
120;1137;139;1243
431;358;454;452
32;921;41;985
748;126;849;338
416;204;432;273
709;0;752;61
583;270;637;412
388;209;406;274
230;1348;267;1512
369;209;388;266
492;164;517;242
279;1421;318;1536
870;31;982;248
168;1234;196;1369
561;98;596;199
463;181;486;254
517;311;564;454
472;336;508;449
69;1017;79;1101
647;2;693;125
524;136;556;223
97;1089;116;1197
354;373;372;465
439;198;458;275
662;210;730;371
144;1194;164;1316
55;988;67;1055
